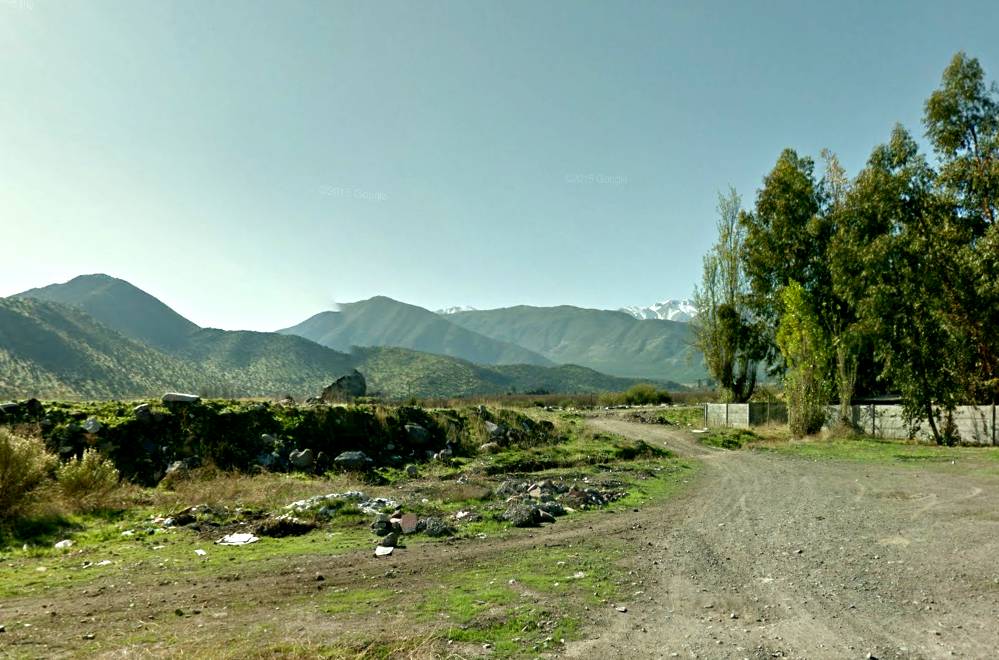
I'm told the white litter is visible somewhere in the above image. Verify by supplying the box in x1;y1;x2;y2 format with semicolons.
374;545;394;557
194;549;207;556
691;428;709;434
96;560;113;567
54;539;73;550
120;530;135;537
216;533;259;546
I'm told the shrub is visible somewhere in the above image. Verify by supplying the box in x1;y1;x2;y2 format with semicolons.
57;449;120;510
0;428;57;518
600;384;673;407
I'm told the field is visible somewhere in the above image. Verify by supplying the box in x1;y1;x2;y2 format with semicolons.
3;405;999;658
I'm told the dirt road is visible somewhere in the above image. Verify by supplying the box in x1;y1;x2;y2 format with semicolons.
567;419;999;659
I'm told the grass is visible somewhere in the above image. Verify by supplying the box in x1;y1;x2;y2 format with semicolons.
754;434;999;467
697;427;759;450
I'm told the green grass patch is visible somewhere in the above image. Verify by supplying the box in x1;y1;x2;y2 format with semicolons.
754;435;999;468
698;428;758;450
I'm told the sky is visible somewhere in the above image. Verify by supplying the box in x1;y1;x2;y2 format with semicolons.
1;0;997;331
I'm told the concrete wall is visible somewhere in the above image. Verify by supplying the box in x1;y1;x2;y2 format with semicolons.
705;402;997;445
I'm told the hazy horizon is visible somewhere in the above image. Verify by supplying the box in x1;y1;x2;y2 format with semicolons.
3;1;997;330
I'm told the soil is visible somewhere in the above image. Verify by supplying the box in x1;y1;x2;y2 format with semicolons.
3;416;998;658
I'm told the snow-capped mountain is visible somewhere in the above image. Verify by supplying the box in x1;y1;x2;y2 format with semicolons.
436;305;477;315
619;299;697;322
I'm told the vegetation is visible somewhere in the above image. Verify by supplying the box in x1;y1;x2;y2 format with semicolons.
693;188;763;402
697;52;999;443
56;449;121;511
598;383;673;406
0;428;57;518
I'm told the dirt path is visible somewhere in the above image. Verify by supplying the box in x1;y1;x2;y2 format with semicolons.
566;418;999;659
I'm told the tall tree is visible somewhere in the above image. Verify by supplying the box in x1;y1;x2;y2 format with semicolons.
924;52;999;405
693;189;762;402
777;281;830;437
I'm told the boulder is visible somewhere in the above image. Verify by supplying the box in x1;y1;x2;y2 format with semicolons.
484;421;502;438
0;402;19;416
502;503;542;528
334;451;373;471
25;398;43;417
479;442;501;454
371;514;393;536
422;517;454;538
289;448;314;471
82;417;102;434
404;464;419;478
165;460;188;477
404;424;430;445
162;393;201;404
320;370;366;402
380;532;399;548
538;501;567;517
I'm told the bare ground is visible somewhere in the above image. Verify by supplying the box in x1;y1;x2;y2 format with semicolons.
3;417;999;658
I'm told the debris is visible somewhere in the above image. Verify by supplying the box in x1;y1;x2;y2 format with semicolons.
616;606;628;613
216;533;259;546
54;540;73;550
422;517;454;538
374;545;394;557
82;417;102;434
96;560;112;567
399;513;419;534
255;515;317;538
194;549;207;556
381;532;399;548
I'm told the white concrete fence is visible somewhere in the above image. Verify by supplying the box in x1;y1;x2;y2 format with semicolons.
703;402;998;446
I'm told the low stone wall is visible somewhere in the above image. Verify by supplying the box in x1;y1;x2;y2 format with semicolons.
705;402;997;445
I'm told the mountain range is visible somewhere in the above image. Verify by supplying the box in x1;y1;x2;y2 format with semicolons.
618;299;698;322
4;274;699;400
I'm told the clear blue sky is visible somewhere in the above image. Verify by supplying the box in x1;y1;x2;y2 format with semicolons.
2;0;997;330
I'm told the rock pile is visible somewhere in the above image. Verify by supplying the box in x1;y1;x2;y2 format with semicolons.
495;478;623;527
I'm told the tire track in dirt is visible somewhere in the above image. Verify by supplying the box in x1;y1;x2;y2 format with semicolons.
566;418;999;659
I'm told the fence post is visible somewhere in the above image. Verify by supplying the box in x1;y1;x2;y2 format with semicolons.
725;403;729;428
703;403;707;429
993;404;996;446
870;404;875;436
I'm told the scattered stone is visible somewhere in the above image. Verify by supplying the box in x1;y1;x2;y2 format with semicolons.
0;624;5;633
371;514;394;536
320;370;366;402
54;539;73;550
405;464;419;478
380;532;399;548
399;513;420;534
82;417;102;434
161;392;201;404
503;503;542;528
479;442;501;454
82;633;95;640
334;451;374;471
538;501;567;517
315;573;325;582
289;448;314;471
216;533;259;546
484;421;504;439
422;517;454;538
616;606;628;613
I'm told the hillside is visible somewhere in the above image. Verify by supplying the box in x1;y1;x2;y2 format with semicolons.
0;297;206;400
447;305;705;383
280;296;552;366
353;346;666;399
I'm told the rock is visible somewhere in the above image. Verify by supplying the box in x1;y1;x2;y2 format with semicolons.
432;447;452;462
380;532;399;548
371;515;394;536
315;573;325;581
537;509;557;524
484;421;504;438
0;402;18;414
255;516;317;538
216;533;259;546
165;460;188;477
320;369;366;402
479;442;501;454
260;433;278;446
256;452;276;468
289;448;314;471
25;398;43;416
538;501;566;517
374;545;394;557
404;424;430;445
502;503;541;528
615;606;628;613
81;417;102;434
161;392;201;404
0;624;5;632
405;464;419;478
334;451;373;471
496;479;526;497
422;517;454;538
133;404;152;421
54;539;73;549
399;513;419;534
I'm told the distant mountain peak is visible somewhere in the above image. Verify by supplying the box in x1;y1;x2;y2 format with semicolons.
618;299;697;322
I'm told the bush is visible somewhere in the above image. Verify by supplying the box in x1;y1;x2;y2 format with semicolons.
57;449;120;510
600;384;673;407
0;428;57;518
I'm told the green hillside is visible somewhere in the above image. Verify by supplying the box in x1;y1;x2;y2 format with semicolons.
280;296;552;366
448;305;706;384
353;346;666;399
0;297;206;400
